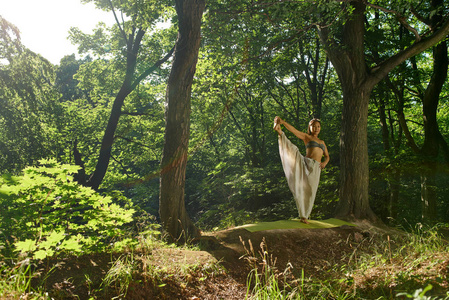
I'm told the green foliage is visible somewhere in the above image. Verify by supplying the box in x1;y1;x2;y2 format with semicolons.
0;18;62;174
397;284;434;300
2;0;449;240
0;159;135;259
190;161;296;230
397;284;449;300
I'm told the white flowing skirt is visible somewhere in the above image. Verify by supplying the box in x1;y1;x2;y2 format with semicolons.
279;132;321;219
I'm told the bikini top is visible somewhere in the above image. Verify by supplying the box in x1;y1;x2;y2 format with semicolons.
306;140;326;152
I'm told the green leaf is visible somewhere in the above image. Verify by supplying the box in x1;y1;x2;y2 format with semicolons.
39;231;65;250
60;237;83;252
33;249;54;260
15;239;37;253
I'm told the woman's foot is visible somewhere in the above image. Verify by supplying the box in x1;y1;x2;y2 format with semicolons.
273;116;284;135
273;120;283;135
274;124;283;135
300;218;309;224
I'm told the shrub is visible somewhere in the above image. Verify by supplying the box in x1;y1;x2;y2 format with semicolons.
0;159;135;259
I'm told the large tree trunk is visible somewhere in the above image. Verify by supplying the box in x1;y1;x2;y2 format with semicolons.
317;0;449;221
318;1;376;220
335;86;377;220
159;0;205;243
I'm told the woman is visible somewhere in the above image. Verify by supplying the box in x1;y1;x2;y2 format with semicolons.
273;116;330;224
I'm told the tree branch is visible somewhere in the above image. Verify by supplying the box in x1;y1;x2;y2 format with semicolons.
364;1;421;41
370;16;449;85
130;45;175;90
108;0;128;43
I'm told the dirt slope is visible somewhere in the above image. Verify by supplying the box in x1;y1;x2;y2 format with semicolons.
202;223;370;282
39;220;396;299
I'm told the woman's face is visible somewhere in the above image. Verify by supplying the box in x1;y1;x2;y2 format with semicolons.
309;121;321;135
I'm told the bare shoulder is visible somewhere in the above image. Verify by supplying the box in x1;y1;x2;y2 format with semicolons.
302;134;316;143
305;135;325;143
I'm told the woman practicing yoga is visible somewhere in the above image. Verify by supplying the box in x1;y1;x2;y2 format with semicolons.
273;116;330;224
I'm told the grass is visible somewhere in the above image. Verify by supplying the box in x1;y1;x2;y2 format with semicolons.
101;253;137;298
0;258;48;299
241;237;297;299
243;223;449;300
343;224;449;299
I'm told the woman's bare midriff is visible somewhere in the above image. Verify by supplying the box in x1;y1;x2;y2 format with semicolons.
306;148;323;163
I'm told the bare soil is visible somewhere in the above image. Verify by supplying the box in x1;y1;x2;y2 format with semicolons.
202;223;368;282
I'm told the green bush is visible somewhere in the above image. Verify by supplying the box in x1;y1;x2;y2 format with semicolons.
0;159;134;259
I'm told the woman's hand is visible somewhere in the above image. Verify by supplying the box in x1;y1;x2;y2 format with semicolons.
274;116;282;125
320;162;327;169
273;116;283;135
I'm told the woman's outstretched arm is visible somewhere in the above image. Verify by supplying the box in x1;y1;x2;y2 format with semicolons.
274;116;307;141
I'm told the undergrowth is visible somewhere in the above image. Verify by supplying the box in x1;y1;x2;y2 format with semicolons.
0;214;225;299
243;224;449;300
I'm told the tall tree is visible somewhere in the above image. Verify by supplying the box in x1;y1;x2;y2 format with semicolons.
385;0;449;221
417;0;449;221
69;0;175;189
315;0;449;220
159;0;205;243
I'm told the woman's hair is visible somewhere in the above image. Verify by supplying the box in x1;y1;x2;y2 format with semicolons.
307;118;321;134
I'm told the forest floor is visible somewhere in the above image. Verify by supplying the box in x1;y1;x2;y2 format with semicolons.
31;220;448;299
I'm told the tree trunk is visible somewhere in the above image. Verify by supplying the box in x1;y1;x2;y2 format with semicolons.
82;26;173;190
335;86;376;220
159;0;205;243
318;1;376;220
88;81;133;189
418;0;447;221
87;29;145;190
317;0;449;221
419;39;447;223
421;41;448;157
